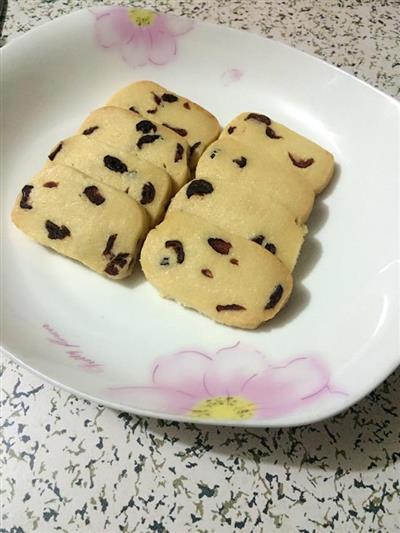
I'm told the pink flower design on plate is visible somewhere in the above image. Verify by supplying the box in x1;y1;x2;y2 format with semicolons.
91;7;194;67
221;68;243;86
108;342;345;421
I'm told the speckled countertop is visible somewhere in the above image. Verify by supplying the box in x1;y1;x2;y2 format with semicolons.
1;1;400;532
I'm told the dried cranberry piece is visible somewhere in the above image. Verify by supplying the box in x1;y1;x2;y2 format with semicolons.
45;220;70;240
245;113;271;125
48;143;63;161
43;181;58;188
103;234;117;256
82;126;99;136
165;240;185;264
265;242;276;254
104;263;119;276
104;252;130;276
136;120;157;134
140;182;155;205
113;253;129;267
83;185;105;205
136;134;161;149
251;235;277;255
288;153;315;168
152;92;162;105
183;102;191;110
208;238;231;255
186;179;214;198
189;141;201;158
162;123;188;137
265;284;283;310
162;93;178;102
20;185;34;209
266;127;282;139
251;235;264;245
216;304;246;312
103;155;128;173
232;156;247;168
201;268;213;278
174;143;184;163
227;126;236;134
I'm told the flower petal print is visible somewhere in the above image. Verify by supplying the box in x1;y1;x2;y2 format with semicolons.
221;68;243;86
91;7;194;67
108;342;345;421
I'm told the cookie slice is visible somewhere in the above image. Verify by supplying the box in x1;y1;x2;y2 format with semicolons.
221;112;335;194
140;211;293;329
169;175;307;271
12;165;148;279
196;137;315;223
78;107;190;193
46;136;172;226
106;80;221;167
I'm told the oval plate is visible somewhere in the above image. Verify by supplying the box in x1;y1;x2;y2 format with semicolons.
1;7;399;427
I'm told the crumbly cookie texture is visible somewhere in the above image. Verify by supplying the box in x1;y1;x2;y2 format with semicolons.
140;211;293;329
106;80;221;167
196;137;315;223
221;112;335;194
169;175;307;271
12;165;148;279
77;107;190;193
45;135;172;226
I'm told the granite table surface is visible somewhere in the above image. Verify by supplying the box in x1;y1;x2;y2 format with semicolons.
1;1;399;532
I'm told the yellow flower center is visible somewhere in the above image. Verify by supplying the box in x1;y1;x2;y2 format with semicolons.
190;396;256;420
128;8;157;27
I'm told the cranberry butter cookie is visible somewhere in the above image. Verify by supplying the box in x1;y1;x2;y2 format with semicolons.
196;137;315;224
221;112;335;194
77;107;190;193
169;176;307;272
106;81;221;167
45;136;172;226
140;211;293;329
12;166;148;279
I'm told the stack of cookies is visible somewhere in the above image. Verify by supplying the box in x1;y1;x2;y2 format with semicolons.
12;81;335;329
141;111;334;328
11;81;221;279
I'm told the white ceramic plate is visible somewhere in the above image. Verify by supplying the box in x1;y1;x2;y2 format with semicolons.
2;7;399;427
